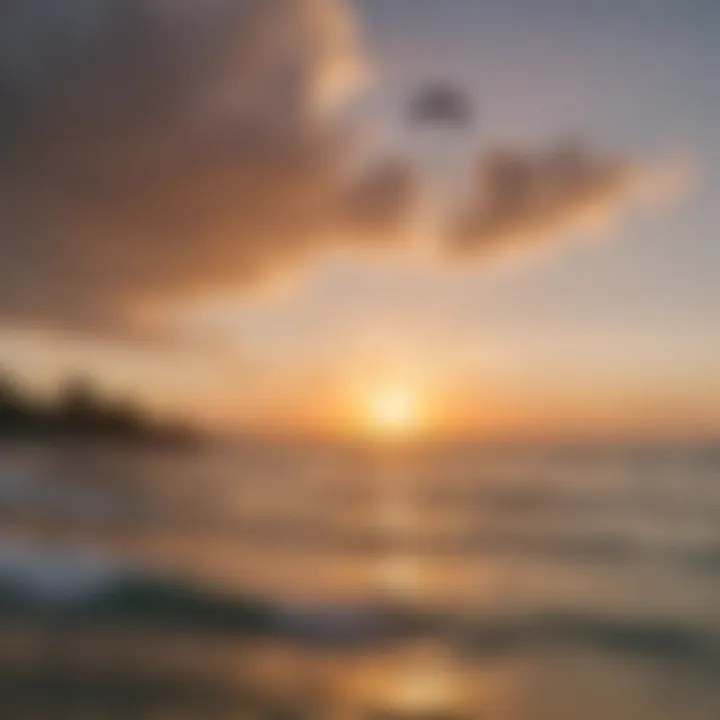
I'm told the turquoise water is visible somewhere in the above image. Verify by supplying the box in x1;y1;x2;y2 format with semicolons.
1;442;719;718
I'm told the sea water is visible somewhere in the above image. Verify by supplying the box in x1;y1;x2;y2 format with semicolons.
1;441;719;718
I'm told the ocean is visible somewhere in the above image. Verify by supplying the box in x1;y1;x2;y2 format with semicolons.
1;441;719;718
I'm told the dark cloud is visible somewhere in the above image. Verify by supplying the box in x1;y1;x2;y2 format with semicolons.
343;157;420;241
406;82;475;128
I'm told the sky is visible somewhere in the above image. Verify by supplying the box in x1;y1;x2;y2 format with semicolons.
0;0;718;440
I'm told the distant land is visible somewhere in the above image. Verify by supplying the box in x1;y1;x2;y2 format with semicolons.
0;369;198;446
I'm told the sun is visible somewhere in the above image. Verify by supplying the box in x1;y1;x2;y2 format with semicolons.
365;385;421;438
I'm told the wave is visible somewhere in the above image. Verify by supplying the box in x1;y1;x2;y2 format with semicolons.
3;568;719;666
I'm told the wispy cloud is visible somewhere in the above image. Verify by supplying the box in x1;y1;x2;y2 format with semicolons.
446;141;691;260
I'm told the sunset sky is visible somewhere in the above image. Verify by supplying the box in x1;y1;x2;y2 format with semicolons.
0;0;718;440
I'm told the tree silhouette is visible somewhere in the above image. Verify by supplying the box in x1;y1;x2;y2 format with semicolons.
0;367;194;444
0;370;34;435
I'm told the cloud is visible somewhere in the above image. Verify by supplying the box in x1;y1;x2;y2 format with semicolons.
0;0;418;334
0;2;690;337
446;140;687;259
406;81;476;128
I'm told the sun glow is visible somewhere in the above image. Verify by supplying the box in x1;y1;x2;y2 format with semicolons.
365;385;422;438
